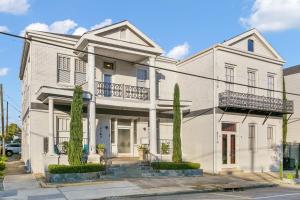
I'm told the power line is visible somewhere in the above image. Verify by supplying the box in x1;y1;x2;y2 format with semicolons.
0;31;299;97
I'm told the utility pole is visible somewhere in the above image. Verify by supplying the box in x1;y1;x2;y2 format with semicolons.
0;84;5;156
6;101;8;145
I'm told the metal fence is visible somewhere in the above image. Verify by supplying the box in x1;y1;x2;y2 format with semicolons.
283;143;300;170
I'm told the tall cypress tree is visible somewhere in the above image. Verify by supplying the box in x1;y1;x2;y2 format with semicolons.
172;83;182;163
282;77;288;155
68;86;83;165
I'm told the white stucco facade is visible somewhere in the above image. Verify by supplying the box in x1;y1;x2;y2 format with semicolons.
20;22;289;174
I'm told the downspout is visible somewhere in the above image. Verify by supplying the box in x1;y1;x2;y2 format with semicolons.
213;47;216;174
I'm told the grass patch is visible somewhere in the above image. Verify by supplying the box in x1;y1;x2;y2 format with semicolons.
48;164;105;174
151;162;200;170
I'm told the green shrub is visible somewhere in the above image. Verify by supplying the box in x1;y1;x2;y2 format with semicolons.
0;156;7;162
151;162;200;170
161;143;170;154
48;163;105;174
0;161;5;171
286;172;295;180
0;171;4;177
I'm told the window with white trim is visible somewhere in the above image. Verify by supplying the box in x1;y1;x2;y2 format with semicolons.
249;124;256;151
267;126;274;148
267;74;275;98
137;68;148;87
57;55;71;83
225;67;234;91
75;59;86;85
248;70;256;94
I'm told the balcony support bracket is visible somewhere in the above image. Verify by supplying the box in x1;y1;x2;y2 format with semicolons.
288;114;293;121
242;110;252;123
219;107;228;122
263;112;272;125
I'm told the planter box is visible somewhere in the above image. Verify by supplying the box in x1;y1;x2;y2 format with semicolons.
46;171;105;183
154;169;203;177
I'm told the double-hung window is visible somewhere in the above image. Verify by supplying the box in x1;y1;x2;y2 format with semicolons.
225;67;234;91
137;68;148;88
267;126;274;149
248;70;256;94
249;124;256;151
74;59;86;85
248;39;254;52
57;55;71;83
267;74;275;98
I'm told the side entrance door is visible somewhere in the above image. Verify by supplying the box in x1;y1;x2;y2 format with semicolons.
221;123;237;168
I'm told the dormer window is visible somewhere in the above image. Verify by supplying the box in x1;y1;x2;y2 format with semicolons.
248;39;254;52
120;28;126;40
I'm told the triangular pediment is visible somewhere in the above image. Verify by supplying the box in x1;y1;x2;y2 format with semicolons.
222;29;283;61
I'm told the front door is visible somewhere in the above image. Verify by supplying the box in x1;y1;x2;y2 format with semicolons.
222;134;236;167
103;74;112;97
117;128;131;155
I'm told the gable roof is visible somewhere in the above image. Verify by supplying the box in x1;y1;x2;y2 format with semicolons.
222;29;283;61
284;65;300;76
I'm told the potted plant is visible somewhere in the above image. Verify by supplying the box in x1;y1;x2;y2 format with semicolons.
137;145;148;161
97;144;105;157
161;143;170;155
62;141;69;154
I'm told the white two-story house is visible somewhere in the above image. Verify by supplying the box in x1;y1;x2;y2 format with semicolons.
20;21;292;174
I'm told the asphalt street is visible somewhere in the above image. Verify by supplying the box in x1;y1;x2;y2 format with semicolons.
113;186;300;200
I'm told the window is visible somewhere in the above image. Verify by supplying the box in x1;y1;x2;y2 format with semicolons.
137;68;148;87
248;70;256;94
57;55;71;83
133;120;137;144
118;119;131;126
222;123;236;132
267;74;275;98
267;126;274;148
103;62;114;70
75;59;86;85
249;124;256;151
225;67;234;91
156;72;161;99
111;118;115;144
248;39;254;52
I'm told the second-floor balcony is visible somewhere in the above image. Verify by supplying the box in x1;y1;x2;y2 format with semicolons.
96;81;150;101
219;90;294;115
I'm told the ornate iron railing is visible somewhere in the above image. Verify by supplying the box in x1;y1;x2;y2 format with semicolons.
96;82;150;100
53;137;88;155
219;90;294;114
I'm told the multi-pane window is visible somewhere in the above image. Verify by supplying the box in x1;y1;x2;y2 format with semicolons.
249;124;256;151
57;55;71;83
248;39;254;52
75;59;86;85
248;70;256;94
267;74;275;98
222;123;236;132
225;67;234;91
267;126;274;148
137;68;148;87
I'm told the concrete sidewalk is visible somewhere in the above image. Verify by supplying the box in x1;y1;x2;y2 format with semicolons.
0;173;282;200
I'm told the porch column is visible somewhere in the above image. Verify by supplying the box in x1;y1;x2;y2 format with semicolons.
87;45;97;157
47;97;55;155
149;57;157;155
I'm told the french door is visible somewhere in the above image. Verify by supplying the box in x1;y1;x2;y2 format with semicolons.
103;74;112;97
222;134;236;167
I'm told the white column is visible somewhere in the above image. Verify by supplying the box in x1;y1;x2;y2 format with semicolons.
149;57;157;155
88;46;97;156
47;97;55;155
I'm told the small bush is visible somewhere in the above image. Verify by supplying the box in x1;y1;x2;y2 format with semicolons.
0;156;7;162
151;162;200;170
48;163;105;174
0;161;5;171
161;143;170;154
286;173;295;180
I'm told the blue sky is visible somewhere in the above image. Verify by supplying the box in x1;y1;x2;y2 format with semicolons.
0;0;300;124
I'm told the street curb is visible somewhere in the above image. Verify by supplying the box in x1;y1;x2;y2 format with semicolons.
97;183;278;199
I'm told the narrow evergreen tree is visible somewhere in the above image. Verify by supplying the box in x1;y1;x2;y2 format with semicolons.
68;86;83;165
172;83;182;163
282;77;288;154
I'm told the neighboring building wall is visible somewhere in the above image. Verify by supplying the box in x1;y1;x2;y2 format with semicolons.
284;68;300;143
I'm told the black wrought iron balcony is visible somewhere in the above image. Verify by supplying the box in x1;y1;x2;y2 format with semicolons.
96;82;150;100
219;90;294;115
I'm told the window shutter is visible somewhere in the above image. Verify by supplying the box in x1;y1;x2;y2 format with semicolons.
75;59;86;85
57;55;71;83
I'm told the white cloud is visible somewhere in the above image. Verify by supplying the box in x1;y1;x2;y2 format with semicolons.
20;19;77;36
90;19;113;30
73;27;88;36
0;26;9;32
166;42;189;60
241;0;300;32
72;18;113;36
0;0;30;14
0;68;8;76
